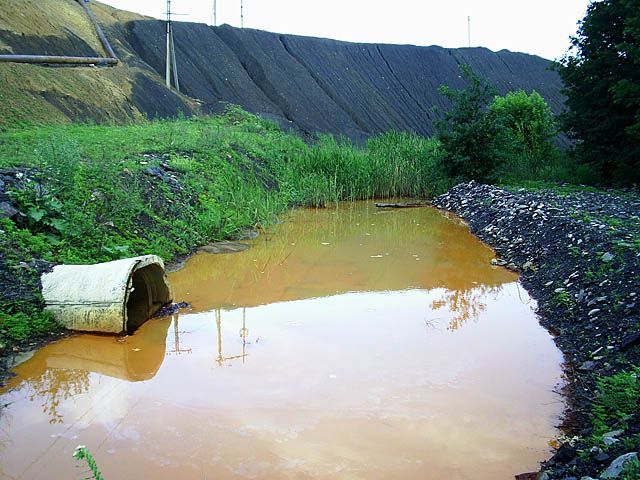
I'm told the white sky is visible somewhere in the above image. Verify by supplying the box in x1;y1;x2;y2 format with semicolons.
100;0;591;60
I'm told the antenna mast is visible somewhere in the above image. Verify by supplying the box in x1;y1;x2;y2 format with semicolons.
467;16;471;48
165;0;180;91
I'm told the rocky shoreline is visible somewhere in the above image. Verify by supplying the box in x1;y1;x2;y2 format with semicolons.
433;182;640;479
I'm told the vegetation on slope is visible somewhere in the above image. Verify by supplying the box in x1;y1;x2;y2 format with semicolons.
0;106;444;351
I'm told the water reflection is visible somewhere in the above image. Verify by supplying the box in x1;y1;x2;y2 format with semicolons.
170;203;517;311
431;285;502;331
0;203;564;480
1;317;171;423
215;308;250;366
167;315;192;356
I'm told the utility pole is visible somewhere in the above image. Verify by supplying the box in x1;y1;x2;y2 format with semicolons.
165;0;179;91
467;16;471;48
211;0;217;26
240;0;244;28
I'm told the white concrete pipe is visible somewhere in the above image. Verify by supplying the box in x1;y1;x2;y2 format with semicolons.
41;255;172;334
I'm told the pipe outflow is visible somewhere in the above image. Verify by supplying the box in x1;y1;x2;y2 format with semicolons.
41;255;172;334
0;0;118;66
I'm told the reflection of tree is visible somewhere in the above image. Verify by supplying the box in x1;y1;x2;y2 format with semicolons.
430;285;503;331
25;369;90;424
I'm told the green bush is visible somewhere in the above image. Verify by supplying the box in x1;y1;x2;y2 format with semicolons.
489;90;560;181
0;308;60;344
435;64;501;182
490;90;557;155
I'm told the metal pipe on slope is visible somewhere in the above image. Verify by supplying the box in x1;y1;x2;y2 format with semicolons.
76;0;118;60
0;54;117;65
0;0;118;66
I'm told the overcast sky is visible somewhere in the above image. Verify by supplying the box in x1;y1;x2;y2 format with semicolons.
100;0;591;60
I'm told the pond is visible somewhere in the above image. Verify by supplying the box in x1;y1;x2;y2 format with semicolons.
0;201;564;479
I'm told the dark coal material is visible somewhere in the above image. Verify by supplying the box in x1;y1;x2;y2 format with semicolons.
127;22;564;141
433;182;640;478
152;302;190;318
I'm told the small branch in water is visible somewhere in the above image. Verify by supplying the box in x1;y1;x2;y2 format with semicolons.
374;202;429;208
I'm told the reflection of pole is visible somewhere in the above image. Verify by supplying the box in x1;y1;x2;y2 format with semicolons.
215;308;249;366
216;309;223;366
240;308;249;364
168;314;192;354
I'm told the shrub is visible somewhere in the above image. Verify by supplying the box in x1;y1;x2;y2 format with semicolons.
592;367;640;439
435;64;501;182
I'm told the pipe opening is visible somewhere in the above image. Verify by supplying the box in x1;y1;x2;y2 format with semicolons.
126;264;171;334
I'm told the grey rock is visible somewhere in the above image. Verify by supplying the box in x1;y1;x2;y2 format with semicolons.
144;166;166;178
0;201;18;218
602;430;623;446
601;252;614;262
199;241;251;254
600;452;638;479
235;228;260;241
579;360;596;371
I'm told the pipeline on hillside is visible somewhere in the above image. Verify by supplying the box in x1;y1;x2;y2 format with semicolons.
0;0;118;66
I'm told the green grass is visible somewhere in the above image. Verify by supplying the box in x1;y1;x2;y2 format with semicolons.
622;458;640;480
0;107;446;346
0;307;60;344
590;367;640;445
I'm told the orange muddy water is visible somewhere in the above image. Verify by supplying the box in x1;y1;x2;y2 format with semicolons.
0;202;564;480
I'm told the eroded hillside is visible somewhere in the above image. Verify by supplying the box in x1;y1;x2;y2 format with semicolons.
0;0;564;141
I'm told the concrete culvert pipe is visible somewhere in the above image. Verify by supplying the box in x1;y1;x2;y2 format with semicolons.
41;255;172;334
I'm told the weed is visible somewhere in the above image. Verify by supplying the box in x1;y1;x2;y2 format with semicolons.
591;367;640;443
73;445;104;480
0;305;60;344
621;458;640;480
552;289;574;308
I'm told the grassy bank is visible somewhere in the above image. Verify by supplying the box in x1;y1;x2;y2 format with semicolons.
0;107;445;350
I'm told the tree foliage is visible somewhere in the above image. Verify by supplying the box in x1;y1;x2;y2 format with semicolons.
435;64;500;182
436;66;561;183
558;0;640;184
490;90;557;156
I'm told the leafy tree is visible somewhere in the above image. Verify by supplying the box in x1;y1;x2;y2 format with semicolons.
489;90;560;179
435;64;500;182
558;0;640;184
490;90;557;156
